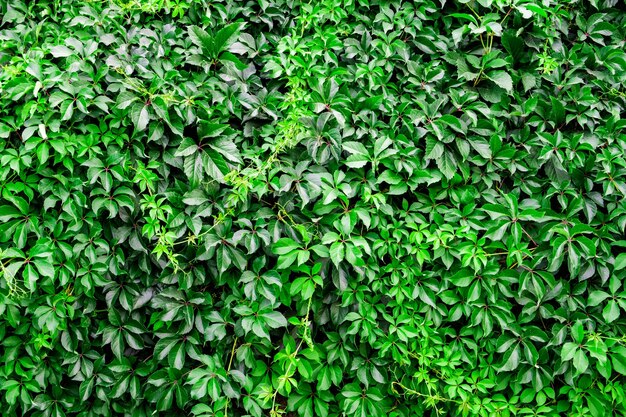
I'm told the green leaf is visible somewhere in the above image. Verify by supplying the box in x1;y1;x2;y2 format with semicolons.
276;251;298;269
213;22;244;53
261;311;287;329
502;32;524;62
573;349;589;374
487;71;513;93
218;52;246;71
588;291;610;306
137;106;150;131
449;13;479;25
329;242;345;267
203;149;230;181
603;300;620;323
345;155;369;168
572;321;584;344
175;138;198;157
436;151;457;180
343;141;369;156
500;345;521;371
50;45;73;57
188;26;212;51
169;342;186;370
272;238;300;255
612;346;626;375
23;263;38;292
33;259;54;279
561;342;578;362
60;100;74;120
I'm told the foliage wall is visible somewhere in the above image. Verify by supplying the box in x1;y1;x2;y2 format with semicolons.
1;0;626;416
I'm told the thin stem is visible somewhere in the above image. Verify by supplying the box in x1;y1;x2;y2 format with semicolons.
479;33;486;52
473;69;483;87
485;251;509;257
500;7;513;25
270;295;314;415
467;3;481;20
224;337;238;417
521;226;538;247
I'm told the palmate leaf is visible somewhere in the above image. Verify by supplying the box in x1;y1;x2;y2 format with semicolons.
187;23;244;57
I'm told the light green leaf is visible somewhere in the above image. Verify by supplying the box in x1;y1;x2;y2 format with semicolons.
561;342;578;362
137;106;150;131
573;349;589;374
50;45;73;57
261;311;287;329
272;238;300;255
612;346;626;375
329;242;345;267
603;300;620;323
588;291;610;306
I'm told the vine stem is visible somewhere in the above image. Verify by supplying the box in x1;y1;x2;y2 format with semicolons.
391;381;460;404
500;7;514;25
270;295;314;415
508;246;537;269
473;69;483;87
484;251;510;257
224;337;238;417
467;3;481;20
521;225;538;247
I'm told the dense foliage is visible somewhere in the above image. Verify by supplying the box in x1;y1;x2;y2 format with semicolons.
1;0;626;416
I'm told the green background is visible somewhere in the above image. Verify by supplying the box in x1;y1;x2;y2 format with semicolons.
1;0;626;416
